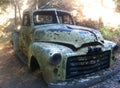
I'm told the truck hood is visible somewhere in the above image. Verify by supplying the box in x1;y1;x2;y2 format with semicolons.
34;24;104;48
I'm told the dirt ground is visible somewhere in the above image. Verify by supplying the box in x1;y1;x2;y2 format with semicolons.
0;39;48;88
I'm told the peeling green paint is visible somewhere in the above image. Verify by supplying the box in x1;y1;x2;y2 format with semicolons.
12;8;117;84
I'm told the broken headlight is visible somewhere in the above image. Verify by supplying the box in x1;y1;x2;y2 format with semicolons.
49;53;62;65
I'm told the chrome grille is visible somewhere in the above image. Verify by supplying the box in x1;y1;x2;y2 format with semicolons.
66;51;111;79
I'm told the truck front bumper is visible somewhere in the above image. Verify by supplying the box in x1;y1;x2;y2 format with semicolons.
48;68;120;88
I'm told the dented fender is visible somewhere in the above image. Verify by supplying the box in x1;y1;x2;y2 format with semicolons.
28;42;74;67
28;42;73;82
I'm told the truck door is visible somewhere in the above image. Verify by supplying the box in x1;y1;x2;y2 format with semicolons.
19;13;31;56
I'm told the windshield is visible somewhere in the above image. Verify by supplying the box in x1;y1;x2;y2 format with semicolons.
57;11;74;25
33;11;74;25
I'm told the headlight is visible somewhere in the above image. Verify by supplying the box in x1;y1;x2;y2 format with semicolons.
49;53;62;65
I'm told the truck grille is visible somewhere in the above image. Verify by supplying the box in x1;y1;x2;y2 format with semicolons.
66;51;111;79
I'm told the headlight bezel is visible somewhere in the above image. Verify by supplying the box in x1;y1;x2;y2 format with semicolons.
49;53;62;65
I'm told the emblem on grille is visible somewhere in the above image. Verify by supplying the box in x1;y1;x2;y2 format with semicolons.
88;47;101;54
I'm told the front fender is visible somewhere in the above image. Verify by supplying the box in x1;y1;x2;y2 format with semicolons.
28;42;72;83
28;42;49;68
28;42;72;67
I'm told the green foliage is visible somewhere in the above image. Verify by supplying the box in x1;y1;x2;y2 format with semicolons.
100;26;120;39
0;0;9;5
0;0;10;12
76;19;102;29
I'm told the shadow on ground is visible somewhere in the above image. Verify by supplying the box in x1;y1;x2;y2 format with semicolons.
0;40;48;88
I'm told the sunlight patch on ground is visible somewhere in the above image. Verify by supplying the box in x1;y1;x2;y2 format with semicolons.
0;47;3;51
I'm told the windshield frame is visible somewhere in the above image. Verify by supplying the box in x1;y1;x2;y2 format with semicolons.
33;10;74;25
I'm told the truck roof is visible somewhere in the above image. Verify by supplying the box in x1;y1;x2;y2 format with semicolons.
23;8;70;15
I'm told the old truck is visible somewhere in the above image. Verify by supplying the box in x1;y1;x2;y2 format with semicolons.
12;8;117;84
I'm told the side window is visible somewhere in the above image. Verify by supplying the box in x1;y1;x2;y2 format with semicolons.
23;14;30;26
58;16;63;23
63;15;73;24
